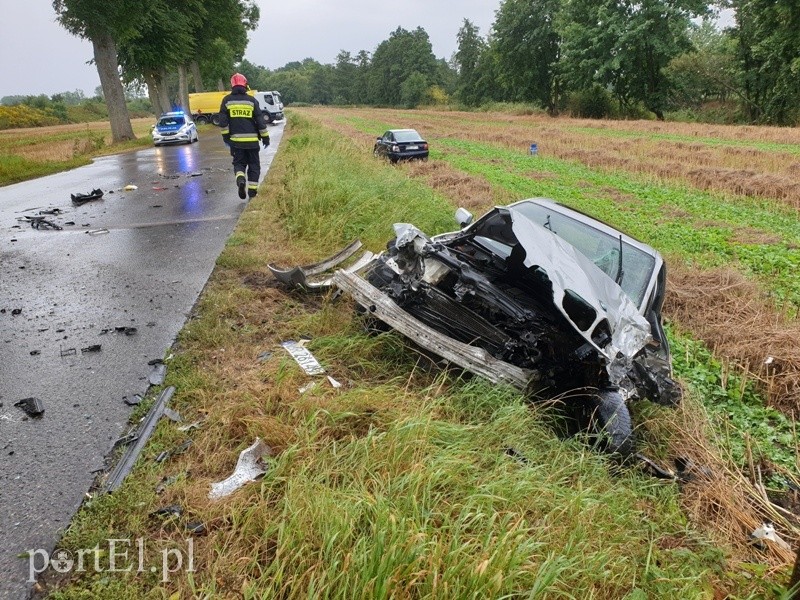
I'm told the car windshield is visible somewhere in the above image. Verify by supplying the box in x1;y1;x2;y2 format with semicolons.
512;202;655;308
393;130;422;142
264;94;273;104
158;116;185;127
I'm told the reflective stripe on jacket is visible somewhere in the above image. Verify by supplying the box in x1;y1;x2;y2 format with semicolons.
217;87;269;149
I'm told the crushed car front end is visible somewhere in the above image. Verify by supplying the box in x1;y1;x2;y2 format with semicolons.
270;198;680;454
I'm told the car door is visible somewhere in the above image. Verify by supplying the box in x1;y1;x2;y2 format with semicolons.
375;131;392;157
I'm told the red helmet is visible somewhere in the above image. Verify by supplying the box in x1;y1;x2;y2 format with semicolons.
230;73;247;88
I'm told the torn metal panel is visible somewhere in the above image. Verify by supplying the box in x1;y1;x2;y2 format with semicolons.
209;438;270;500
508;208;651;359
333;270;536;390
268;240;373;290
281;340;325;375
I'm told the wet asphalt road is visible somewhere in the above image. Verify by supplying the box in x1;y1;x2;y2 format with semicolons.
0;123;283;598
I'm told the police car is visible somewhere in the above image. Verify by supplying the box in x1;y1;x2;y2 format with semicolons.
152;111;199;146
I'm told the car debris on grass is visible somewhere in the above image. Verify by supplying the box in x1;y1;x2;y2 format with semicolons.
208;438;270;500
269;198;681;456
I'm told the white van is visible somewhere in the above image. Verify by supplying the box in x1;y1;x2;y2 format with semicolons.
254;91;284;124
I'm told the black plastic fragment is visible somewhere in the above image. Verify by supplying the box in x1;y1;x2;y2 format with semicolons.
185;521;207;535
81;344;102;353
71;189;104;205
14;397;45;417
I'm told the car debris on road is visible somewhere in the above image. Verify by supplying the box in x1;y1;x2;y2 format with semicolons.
14;397;45;418
269;198;681;456
70;189;104;205
17;215;63;230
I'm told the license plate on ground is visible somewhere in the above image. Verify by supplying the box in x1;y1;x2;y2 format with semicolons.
406;145;418;150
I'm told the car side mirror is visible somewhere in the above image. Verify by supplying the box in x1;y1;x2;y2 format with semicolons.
376;137;382;142
455;207;473;227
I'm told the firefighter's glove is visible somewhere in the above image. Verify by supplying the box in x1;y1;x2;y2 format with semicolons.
262;137;270;149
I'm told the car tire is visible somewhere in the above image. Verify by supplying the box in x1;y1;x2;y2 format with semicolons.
211;114;222;126
373;146;380;158
587;389;635;457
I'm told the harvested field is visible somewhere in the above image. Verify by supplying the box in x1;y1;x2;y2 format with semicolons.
310;107;800;206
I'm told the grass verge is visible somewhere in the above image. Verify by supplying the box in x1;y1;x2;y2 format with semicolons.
43;113;795;598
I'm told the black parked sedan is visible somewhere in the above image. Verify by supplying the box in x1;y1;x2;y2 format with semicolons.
373;129;429;163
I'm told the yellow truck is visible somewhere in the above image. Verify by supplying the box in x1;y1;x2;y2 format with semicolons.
188;90;284;125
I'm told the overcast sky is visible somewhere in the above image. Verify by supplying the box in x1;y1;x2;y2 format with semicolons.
0;0;500;98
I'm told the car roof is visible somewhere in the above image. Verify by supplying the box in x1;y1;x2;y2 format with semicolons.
509;198;660;259
388;128;420;134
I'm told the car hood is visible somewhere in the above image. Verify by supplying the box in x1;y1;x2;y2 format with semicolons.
508;207;651;358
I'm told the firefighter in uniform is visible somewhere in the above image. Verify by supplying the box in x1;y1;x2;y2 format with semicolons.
218;73;270;199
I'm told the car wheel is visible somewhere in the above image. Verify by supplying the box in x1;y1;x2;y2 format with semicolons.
195;115;209;125
373;146;380;158
586;389;635;457
211;114;222;126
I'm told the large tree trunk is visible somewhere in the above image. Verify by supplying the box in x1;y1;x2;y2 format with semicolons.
190;60;204;92
144;72;163;115
217;79;225;92
177;64;190;113
92;33;135;143
157;69;171;112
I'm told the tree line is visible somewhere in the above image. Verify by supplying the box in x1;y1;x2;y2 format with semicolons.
51;0;799;142
242;0;799;126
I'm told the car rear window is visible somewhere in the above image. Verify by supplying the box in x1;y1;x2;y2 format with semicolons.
393;130;422;142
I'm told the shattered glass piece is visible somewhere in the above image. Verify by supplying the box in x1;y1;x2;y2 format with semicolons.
209;438;270;500
281;340;325;375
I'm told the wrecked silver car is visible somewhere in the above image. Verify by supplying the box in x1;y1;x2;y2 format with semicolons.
270;198;679;455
